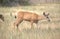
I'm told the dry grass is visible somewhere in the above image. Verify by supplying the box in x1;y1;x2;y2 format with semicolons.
0;4;60;39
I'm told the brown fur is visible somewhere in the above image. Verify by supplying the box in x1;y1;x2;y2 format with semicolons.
14;11;50;28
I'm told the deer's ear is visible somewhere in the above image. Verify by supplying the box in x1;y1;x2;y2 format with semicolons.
43;12;45;15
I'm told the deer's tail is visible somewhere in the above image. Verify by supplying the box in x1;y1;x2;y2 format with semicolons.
10;12;17;19
15;16;16;18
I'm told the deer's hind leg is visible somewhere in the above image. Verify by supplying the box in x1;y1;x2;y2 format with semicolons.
14;17;23;29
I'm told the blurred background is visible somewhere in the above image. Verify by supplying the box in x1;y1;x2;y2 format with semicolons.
0;0;60;39
0;0;60;6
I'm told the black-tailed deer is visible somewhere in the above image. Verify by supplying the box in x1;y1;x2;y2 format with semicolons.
14;11;50;29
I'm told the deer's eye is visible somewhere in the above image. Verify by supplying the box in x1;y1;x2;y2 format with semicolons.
47;17;49;18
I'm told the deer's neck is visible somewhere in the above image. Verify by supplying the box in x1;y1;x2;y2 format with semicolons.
38;15;45;20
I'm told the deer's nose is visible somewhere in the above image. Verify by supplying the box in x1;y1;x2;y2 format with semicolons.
48;19;50;22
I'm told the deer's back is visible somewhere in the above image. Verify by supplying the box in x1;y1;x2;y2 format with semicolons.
17;11;39;21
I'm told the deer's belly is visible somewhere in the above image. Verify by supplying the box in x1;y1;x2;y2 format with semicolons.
23;16;31;20
23;14;38;20
23;17;38;21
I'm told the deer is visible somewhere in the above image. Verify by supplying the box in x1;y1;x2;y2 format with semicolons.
13;11;50;29
0;14;4;21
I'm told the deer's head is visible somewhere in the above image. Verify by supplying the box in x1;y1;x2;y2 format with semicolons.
43;12;50;22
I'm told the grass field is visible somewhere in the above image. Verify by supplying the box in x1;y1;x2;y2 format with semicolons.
0;4;60;39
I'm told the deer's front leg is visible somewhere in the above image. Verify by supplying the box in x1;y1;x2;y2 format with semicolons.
30;21;34;29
